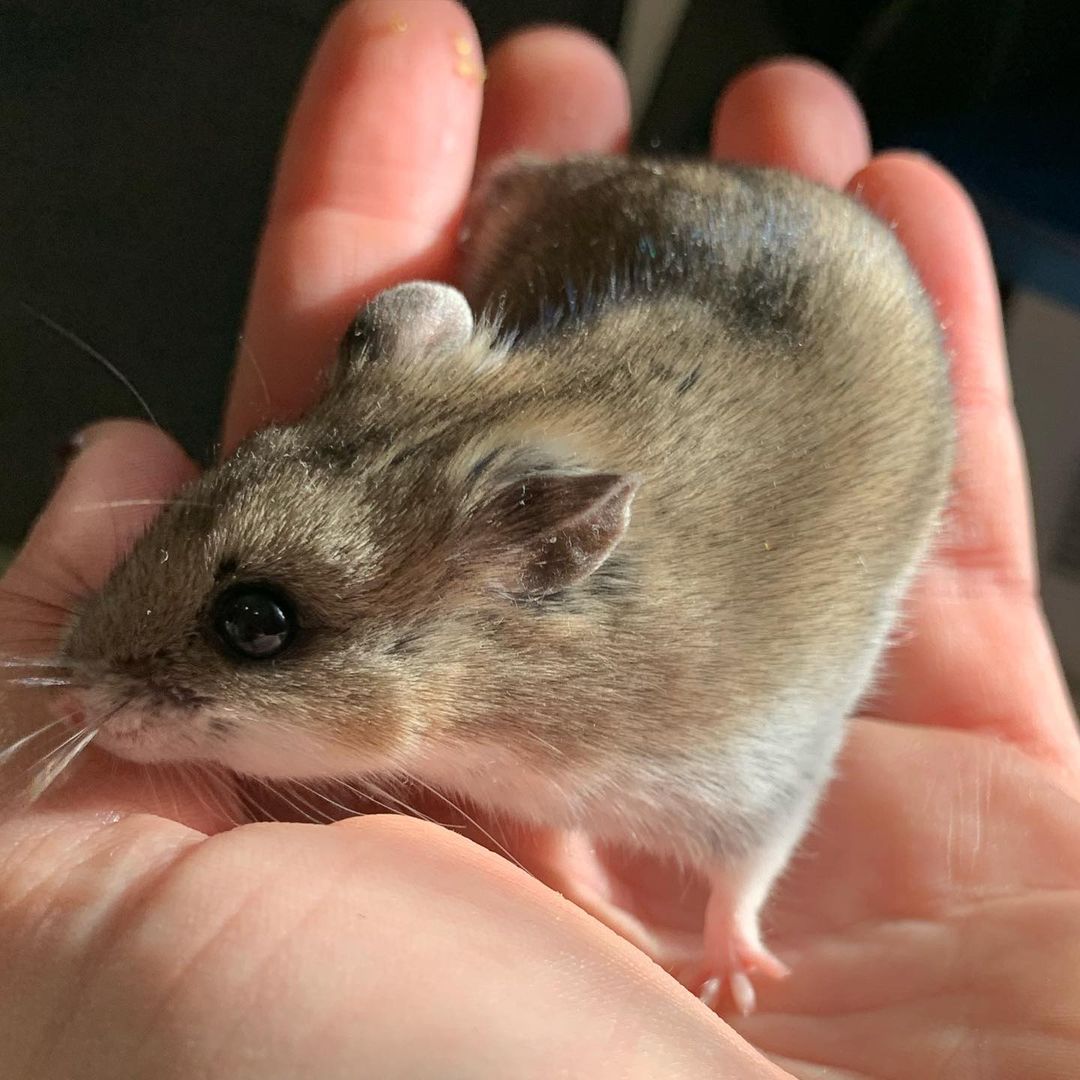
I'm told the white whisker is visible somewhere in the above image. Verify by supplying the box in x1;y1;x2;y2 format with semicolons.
6;676;73;688
142;762;162;814
29;721;92;773
403;771;527;874
0;718;67;765
253;777;323;824
239;336;273;412
0;657;69;669
27;727;97;802
342;775;459;830
190;763;244;829
71;498;213;513
281;782;340;825
290;779;360;821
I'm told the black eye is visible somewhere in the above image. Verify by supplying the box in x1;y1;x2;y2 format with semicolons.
212;584;296;660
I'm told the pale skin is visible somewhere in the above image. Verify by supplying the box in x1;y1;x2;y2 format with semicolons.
2;1;1079;1075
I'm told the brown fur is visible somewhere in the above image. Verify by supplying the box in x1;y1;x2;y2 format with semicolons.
62;157;952;868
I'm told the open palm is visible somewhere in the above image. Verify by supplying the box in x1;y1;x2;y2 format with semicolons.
2;3;1079;1077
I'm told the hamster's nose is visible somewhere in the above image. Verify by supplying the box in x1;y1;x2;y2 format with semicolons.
52;692;87;731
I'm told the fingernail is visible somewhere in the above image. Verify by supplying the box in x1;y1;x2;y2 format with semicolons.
55;429;88;475
54;422;117;476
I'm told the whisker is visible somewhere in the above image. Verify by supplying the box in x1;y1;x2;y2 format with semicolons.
71;498;214;514
304;776;457;829
27;726;96;802
182;764;227;828
163;767;184;822
290;779;363;820
358;776;459;830
0;718;67;765
237;783;279;824
28;720;93;773
524;729;567;760
252;776;322;824
0;657;69;669
279;781;338;825
192;763;245;829
241;719;458;828
5;676;73;688
238;336;273;413
402;772;527;874
142;762;162;815
21;302;159;426
24;696;128;794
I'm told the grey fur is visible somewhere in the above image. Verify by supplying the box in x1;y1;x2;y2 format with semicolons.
62;156;953;891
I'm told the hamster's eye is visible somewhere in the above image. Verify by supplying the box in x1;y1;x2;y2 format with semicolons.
212;584;296;660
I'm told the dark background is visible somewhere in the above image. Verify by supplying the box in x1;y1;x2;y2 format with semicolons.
2;0;1079;548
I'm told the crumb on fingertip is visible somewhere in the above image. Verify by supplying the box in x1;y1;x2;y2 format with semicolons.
454;57;485;83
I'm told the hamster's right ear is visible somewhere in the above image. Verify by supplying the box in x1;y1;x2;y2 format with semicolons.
337;281;475;376
467;470;642;599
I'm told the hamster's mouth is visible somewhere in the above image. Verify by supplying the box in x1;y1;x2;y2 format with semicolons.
53;692;199;765
91;719;173;763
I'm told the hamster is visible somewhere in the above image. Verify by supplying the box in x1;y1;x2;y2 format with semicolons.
51;156;953;1014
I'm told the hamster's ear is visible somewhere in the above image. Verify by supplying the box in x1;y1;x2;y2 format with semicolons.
338;281;474;375
470;471;641;598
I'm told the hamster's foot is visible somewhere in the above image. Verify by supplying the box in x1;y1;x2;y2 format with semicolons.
696;887;790;1015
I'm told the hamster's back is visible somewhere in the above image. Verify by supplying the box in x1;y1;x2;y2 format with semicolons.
460;156;953;736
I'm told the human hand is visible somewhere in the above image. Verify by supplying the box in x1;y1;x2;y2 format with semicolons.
2;2;1079;1077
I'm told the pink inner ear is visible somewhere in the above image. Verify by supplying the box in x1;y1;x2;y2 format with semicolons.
479;471;641;598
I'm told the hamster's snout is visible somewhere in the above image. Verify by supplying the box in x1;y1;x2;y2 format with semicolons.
52;687;192;765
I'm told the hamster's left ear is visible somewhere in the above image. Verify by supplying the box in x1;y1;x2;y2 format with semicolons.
468;471;642;599
338;281;475;375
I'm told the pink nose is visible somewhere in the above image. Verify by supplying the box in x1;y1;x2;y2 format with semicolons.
52;693;86;730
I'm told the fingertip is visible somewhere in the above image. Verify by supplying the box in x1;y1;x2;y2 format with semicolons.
272;0;484;220
848;153;1078;761
231;0;486;449
11;420;198;595
477;25;630;165
712;57;871;188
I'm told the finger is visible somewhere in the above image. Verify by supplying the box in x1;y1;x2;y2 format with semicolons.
711;58;871;188
0;811;788;1078
851;153;1080;775
2;421;197;613
225;0;485;451
476;26;630;167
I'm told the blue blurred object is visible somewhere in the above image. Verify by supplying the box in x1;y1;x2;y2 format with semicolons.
895;111;1080;310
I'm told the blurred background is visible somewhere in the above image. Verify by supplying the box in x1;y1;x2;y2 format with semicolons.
1;0;1078;696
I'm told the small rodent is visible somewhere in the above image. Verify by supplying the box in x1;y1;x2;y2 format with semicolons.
53;157;953;1013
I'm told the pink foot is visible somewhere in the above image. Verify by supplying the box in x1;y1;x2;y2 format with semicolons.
697;933;790;1015
696;885;790;1015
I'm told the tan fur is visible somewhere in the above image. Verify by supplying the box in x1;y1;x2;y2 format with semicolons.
62;157;952;871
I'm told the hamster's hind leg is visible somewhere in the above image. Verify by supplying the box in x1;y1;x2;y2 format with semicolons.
694;806;814;1015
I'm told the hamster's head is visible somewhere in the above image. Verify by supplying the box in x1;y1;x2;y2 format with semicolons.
58;283;640;780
